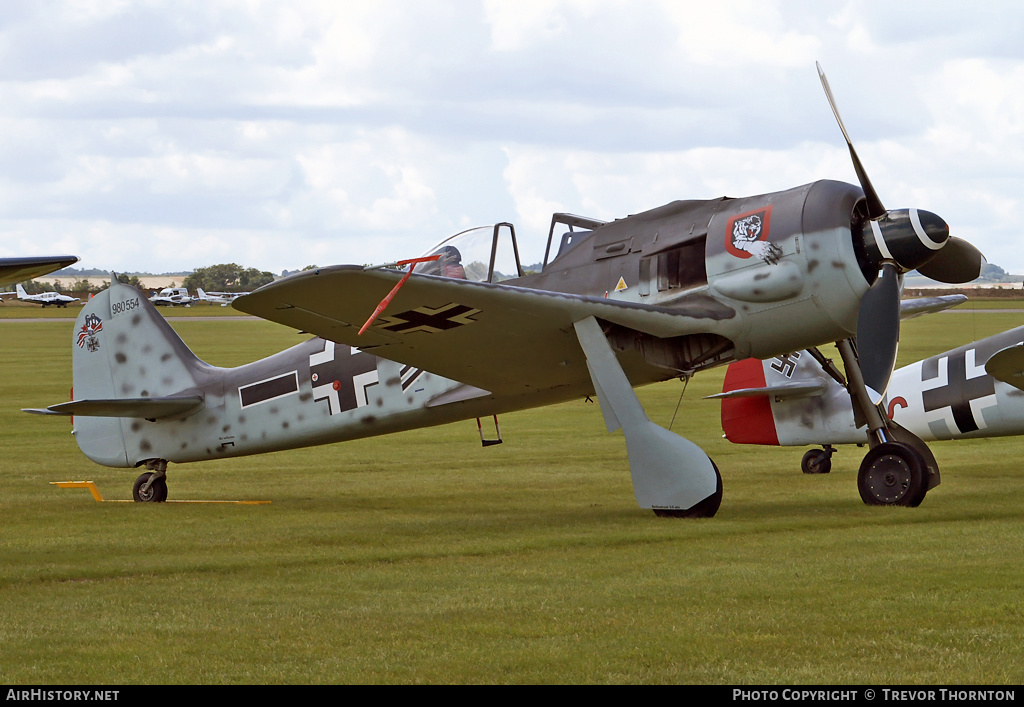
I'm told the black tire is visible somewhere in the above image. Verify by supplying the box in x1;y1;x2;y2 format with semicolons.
801;449;832;475
653;459;723;518
132;473;168;503
857;442;927;507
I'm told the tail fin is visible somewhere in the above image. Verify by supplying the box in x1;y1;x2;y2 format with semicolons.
197;288;208;300
66;279;210;466
718;359;781;446
16;283;26;298
716;355;861;447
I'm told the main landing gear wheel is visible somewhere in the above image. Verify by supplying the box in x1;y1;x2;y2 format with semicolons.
132;472;168;503
653;459;723;519
857;442;927;507
801;448;833;475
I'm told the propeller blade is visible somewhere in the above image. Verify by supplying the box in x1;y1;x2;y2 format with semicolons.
817;62;887;220
916;236;987;283
856;262;901;404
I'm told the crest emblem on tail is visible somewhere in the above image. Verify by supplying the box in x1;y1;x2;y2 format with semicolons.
76;313;103;352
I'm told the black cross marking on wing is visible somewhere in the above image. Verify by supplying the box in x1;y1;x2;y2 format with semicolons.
376;303;481;334
921;349;995;434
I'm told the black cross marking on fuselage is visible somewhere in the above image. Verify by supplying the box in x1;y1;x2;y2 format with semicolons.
921;349;994;434
310;341;378;414
377;303;480;334
770;351;801;378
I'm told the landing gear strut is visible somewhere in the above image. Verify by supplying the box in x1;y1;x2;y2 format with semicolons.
133;460;168;503
573;316;722;518
835;339;937;507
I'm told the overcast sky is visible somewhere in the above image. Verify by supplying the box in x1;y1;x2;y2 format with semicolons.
1;0;1023;276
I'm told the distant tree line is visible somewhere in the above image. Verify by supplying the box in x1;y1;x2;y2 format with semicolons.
183;263;275;292
48;266;191;278
279;265;320;277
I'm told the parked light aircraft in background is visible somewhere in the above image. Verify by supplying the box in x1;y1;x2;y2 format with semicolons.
197;288;248;306
149;287;194;306
1;283;80;307
26;65;987;515
714;319;1024;506
0;256;78;288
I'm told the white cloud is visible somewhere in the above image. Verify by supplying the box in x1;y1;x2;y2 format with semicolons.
0;0;1021;276
483;0;570;51
662;1;821;68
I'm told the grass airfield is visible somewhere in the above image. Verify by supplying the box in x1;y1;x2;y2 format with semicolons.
0;304;1022;684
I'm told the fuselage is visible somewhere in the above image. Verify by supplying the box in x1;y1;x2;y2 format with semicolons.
72;180;878;468
884;327;1024;442
721;326;1024;448
506;179;870;367
74;331;550;468
21;291;77;307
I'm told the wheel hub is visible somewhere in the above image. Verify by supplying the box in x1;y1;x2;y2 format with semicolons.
857;441;928;508
866;453;911;503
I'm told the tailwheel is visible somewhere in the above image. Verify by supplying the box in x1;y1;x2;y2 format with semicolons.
653;459;723;518
801;446;834;475
132;472;168;503
857;442;927;507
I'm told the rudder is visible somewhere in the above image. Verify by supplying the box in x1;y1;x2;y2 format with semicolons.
71;279;209;467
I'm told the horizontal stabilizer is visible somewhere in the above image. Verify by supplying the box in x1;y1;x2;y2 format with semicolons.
705;380;828;401
24;395;203;419
985;344;1024;391
899;294;967;320
425;384;492;408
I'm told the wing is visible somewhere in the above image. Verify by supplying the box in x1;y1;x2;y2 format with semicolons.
899;294;966;320
985;344;1024;392
0;256;78;288
234;266;735;396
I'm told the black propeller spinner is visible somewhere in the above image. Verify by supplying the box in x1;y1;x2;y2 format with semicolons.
817;62;986;402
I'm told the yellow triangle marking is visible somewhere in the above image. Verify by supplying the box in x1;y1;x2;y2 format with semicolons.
615;276;628;291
